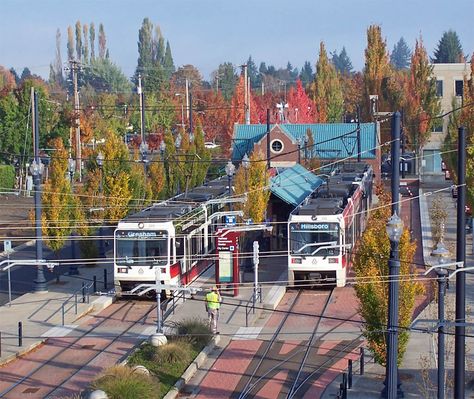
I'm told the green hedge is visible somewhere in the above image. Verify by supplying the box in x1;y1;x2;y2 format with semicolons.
0;165;15;190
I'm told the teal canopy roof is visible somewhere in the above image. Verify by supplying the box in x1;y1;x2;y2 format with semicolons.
270;164;324;207
232;123;377;161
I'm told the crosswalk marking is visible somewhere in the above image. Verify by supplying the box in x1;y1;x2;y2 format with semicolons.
41;325;78;337
233;326;262;340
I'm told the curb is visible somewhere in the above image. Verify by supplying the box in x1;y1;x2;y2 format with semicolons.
163;335;221;399
0;339;46;367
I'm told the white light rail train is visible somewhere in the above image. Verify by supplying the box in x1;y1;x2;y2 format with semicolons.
114;177;235;295
288;163;374;287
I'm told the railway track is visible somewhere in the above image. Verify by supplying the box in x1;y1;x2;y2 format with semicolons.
235;289;333;399
0;300;159;399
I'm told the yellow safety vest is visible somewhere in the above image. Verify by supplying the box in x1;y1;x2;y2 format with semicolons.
206;292;220;310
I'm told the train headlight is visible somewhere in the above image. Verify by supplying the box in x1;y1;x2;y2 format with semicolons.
117;267;128;273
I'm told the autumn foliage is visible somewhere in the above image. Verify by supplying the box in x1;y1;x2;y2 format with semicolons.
353;186;421;366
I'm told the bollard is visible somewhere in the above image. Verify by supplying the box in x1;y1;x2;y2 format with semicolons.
103;268;108;290
342;373;347;399
348;359;353;389
18;322;23;347
93;275;97;293
360;347;365;375
82;282;86;303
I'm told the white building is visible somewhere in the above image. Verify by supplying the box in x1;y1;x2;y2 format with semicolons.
422;63;471;175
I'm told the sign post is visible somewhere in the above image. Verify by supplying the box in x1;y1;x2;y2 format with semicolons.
253;241;259;303
216;229;240;296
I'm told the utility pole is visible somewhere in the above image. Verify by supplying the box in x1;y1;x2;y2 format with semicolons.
266;109;271;169
261;80;265;96
70;60;82;182
138;74;145;143
247;76;251;124
356;105;361;162
189;92;193;136
454;126;466;398
241;64;249;125
401;109;406;179
185;79;190;121
31;89;46;292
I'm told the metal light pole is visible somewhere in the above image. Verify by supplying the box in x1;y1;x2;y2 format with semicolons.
68;156;75;184
297;138;301;164
225;161;235;211
30;160;46;292
140;141;149;183
384;111;403;399
431;240;450;399
96;151;105;258
455;126;466;398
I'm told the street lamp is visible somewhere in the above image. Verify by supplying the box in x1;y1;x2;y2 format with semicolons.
159;140;166;159
242;153;250;193
431;240;450;399
384;211;404;398
296;138;302;164
140;141;149;180
96;151;105;258
225;160;236;211
30;159;47;292
68;156;75;184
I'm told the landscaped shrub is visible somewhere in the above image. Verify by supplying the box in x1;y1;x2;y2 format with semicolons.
173;318;213;348
153;338;193;365
91;365;160;399
0;165;15;190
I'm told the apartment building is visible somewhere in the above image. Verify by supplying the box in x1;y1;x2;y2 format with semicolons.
423;62;471;175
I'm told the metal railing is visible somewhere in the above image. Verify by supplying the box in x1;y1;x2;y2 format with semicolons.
61;281;94;325
245;285;263;327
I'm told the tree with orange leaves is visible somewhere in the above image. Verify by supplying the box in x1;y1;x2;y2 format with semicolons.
405;37;440;151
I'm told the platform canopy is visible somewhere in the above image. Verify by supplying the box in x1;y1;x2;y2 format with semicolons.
270;164;324;207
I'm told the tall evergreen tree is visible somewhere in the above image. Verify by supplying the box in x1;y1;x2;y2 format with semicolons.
98;23;107;59
390;37;411;70
82;24;89;63
89;22;96;61
259;62;267;75
67;26;74;60
163;41;175;79
50;28;64;85
311;42;344;122
432;30;465;63
331;47;353;75
75;21;82;62
215;62;237;101
299;61;313;88
247;55;259;88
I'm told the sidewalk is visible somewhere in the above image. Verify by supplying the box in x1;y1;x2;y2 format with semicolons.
322;182;474;398
0;261;114;365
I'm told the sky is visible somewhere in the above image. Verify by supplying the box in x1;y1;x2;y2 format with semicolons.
1;0;473;81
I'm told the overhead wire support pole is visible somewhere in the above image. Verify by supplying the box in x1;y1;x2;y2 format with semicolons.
454;126;466;399
356;104;361;163
70;60;82;182
138;74;145;143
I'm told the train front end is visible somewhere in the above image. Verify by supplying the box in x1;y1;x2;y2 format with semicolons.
114;221;174;295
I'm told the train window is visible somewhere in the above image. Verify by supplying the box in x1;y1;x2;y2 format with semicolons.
289;222;340;256
115;230;168;266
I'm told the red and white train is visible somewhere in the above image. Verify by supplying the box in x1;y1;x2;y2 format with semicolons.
113;177;232;295
287;163;374;287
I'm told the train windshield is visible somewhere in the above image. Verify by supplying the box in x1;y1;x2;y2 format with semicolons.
289;222;340;256
115;230;168;266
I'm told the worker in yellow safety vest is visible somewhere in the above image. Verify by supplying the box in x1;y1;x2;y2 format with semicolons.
205;286;222;334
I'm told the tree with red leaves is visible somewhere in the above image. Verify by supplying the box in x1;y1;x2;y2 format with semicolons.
286;79;317;123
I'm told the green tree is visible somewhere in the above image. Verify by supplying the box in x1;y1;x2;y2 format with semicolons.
89;22;96;61
163;41;175;80
331;47;353;75
75;21;82;62
82;24;89;63
214;62;237;100
432;30;465;63
98;23;107;59
299;61;313;88
84;58;132;92
311;42;344;122
67;26;74;60
353;188;420;366
41;138;75;257
390;37;411;70
49;28;64;86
